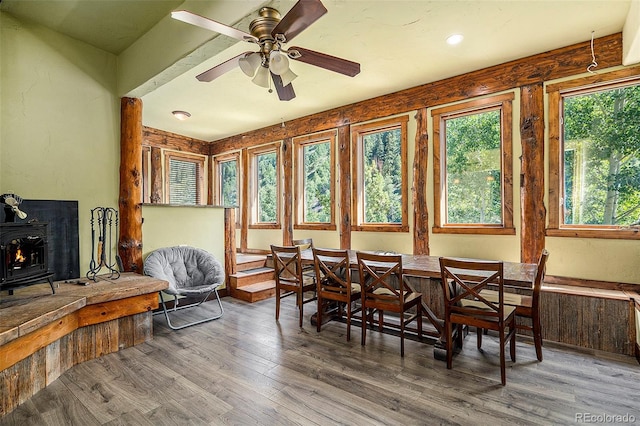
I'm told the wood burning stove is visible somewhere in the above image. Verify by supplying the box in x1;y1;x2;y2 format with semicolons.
0;222;55;294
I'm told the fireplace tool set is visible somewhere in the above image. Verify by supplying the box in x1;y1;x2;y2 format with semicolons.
86;207;121;281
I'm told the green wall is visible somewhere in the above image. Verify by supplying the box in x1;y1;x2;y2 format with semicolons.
1;12;119;273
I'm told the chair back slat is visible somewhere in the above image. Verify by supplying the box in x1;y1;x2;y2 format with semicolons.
313;248;351;295
357;252;404;303
439;257;505;320
271;245;304;286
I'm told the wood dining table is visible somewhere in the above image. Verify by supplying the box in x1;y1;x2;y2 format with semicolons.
300;248;538;359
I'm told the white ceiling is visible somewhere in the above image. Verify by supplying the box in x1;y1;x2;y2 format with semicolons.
1;0;635;143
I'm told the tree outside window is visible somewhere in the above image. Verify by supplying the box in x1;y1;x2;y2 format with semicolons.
547;70;640;239
219;158;238;206
352;116;408;232
432;93;514;234
562;85;640;226
294;131;336;230
445;110;502;224
247;144;280;228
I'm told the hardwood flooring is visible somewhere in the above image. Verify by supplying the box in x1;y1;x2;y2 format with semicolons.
2;296;639;425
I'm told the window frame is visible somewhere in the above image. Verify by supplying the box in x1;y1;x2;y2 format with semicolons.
293;131;337;230
351;116;409;232
213;151;241;227
432;93;515;235
247;142;281;229
164;151;206;205
546;68;640;239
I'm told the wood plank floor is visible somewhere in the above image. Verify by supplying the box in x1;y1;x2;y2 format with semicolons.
2;297;639;425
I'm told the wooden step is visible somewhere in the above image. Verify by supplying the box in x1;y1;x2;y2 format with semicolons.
236;254;267;272
230;267;274;288
231;280;276;303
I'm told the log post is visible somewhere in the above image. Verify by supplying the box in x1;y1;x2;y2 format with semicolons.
240;149;249;252
119;97;143;273
282;138;293;245
520;84;546;264
150;146;162;203
413;108;430;255
338;124;351;250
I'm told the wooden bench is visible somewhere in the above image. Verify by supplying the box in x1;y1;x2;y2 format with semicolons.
0;273;168;417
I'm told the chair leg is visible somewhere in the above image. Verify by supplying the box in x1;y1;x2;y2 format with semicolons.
445;319;453;370
346;301;351;341
510;322;517;363
400;312;405;357
317;298;323;333
533;317;543;361
477;327;483;350
298;290;304;328
499;329;507;386
275;288;281;321
361;307;367;346
158;289;224;331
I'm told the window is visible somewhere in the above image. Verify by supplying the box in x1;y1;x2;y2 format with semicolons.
248;143;281;228
294;131;336;230
213;153;240;206
164;152;205;205
351;116;408;232
547;70;640;239
213;152;241;226
432;93;515;234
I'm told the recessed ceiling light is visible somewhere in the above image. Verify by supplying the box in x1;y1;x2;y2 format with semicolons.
172;110;191;121
446;34;464;45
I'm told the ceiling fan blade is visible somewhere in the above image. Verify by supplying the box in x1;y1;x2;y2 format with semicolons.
271;72;296;101
271;0;327;43
288;46;360;77
196;52;254;82
171;10;258;43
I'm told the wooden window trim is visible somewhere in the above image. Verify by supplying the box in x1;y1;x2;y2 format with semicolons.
164;151;206;205
141;146;150;204
247;142;282;229
546;67;640;240
432;93;515;235
293;131;337;231
351;116;409;232
213;151;241;228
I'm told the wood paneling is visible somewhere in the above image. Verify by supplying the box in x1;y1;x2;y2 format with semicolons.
143;126;209;155
77;293;157;327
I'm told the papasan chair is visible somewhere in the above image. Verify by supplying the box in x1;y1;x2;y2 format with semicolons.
144;246;224;330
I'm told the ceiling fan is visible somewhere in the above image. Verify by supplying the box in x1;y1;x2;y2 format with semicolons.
171;0;361;101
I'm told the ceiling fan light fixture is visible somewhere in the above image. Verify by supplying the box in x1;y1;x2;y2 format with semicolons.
269;50;290;75
252;65;271;88
172;110;191;120
239;52;261;77
280;68;298;87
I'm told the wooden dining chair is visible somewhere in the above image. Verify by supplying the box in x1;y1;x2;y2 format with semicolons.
271;245;317;327
439;257;517;386
313;248;361;341
292;238;314;250
292;238;315;278
357;252;422;357
479;249;549;361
